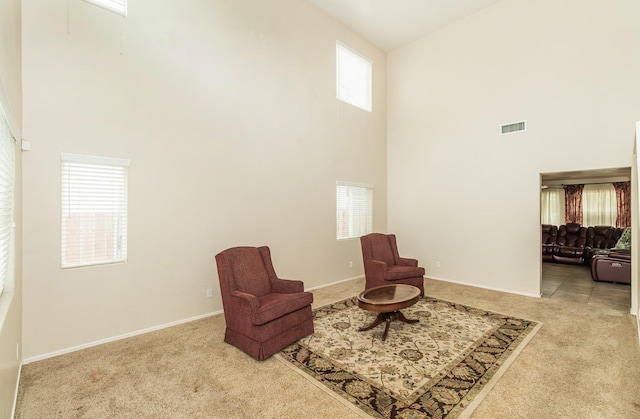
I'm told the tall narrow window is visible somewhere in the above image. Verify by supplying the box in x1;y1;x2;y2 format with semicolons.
336;182;373;240
82;0;127;16
61;153;130;268
0;105;15;295
336;42;372;112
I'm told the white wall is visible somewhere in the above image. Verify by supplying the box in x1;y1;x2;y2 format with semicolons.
0;0;22;416
21;0;387;359
387;0;640;296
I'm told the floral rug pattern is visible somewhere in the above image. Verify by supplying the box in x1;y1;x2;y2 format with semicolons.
278;296;540;418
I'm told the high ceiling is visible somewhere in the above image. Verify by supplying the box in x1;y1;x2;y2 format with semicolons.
306;1;633;186
308;0;503;51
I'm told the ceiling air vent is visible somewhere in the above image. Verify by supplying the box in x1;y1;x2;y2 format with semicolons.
500;120;526;135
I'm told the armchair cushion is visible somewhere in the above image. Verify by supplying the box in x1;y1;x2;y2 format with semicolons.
252;292;313;326
384;265;426;281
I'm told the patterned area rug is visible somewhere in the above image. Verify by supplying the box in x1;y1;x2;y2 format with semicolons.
276;296;541;418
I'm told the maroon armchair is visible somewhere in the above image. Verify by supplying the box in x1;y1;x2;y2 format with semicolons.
360;233;425;296
215;246;314;360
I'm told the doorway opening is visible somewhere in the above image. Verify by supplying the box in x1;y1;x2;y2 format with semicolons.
540;167;631;312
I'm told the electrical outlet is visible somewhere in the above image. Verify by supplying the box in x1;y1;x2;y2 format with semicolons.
349;261;353;268
206;288;213;298
436;261;441;268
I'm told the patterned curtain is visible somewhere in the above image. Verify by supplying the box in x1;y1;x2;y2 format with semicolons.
564;184;584;224
613;181;631;227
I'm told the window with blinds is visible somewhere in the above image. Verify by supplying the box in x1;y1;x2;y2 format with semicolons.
336;42;372;112
61;153;130;268
83;0;127;16
336;182;373;240
0;106;15;296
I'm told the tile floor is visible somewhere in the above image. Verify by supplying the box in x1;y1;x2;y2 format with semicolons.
541;262;631;312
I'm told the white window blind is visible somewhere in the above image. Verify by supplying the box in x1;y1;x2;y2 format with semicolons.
336;182;373;240
0;105;15;296
61;153;130;268
83;0;127;16
336;42;372;112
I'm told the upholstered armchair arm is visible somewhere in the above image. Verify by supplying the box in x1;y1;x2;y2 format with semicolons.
271;278;305;294
367;260;388;275
230;290;259;311
397;257;418;267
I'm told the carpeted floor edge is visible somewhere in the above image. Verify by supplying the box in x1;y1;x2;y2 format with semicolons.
456;320;543;419
274;353;373;418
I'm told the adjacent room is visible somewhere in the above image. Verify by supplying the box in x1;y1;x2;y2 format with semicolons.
1;0;639;417
540;168;632;312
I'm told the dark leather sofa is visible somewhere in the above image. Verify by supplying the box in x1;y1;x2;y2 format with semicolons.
541;223;624;265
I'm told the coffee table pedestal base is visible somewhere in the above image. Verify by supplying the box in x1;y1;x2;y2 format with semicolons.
358;311;419;341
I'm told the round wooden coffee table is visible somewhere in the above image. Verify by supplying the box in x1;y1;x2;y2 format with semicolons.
357;284;421;341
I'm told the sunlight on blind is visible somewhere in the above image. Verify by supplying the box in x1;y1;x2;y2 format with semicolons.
336;42;372;112
61;153;130;268
83;0;127;16
336;182;373;240
0;106;14;295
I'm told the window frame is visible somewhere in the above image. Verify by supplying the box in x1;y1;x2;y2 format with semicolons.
336;181;374;240
61;153;130;269
336;41;373;112
82;0;128;16
0;105;15;296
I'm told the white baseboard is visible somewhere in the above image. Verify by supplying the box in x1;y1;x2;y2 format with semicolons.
11;362;21;419
22;276;365;365
21;274;544;365
23;310;223;365
426;275;542;299
306;275;363;291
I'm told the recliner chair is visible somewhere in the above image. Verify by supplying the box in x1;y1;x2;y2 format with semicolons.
360;233;425;296
215;246;314;360
591;250;631;284
552;223;587;264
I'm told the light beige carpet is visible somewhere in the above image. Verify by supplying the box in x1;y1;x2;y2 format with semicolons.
15;278;640;418
277;296;540;418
